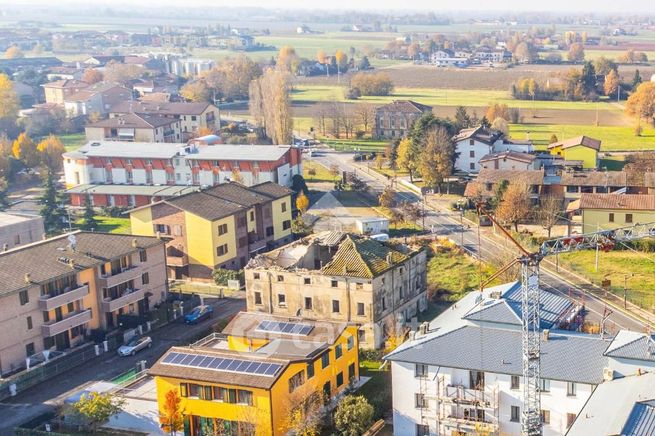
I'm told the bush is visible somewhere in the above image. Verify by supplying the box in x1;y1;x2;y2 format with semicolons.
212;268;243;286
101;206;127;217
359;348;383;362
345;87;361;99
351;72;394;96
334;395;374;436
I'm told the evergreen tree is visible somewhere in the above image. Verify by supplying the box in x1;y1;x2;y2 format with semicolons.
39;170;66;234
581;61;597;96
454;106;471;130
0;177;8;210
632;69;642;90
80;194;97;231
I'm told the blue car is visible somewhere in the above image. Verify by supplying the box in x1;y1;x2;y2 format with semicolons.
185;305;214;324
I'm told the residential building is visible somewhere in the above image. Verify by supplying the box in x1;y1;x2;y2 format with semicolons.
463;168;545;204
453;125;533;173
63;141;302;205
386;281;655;436
374;100;433;139
578;193;655;233
558;170;648;206
245;231;428;349
109;101;219;141
130;182;293;280
0;212;45;250
85;113;182;143
63;82;132;117
548;136;601;170
168;58;215;76
430;50;469;67
479;151;537;171
474;48;512;63
0;232;167;376
149;312;359;436
41;79;89;105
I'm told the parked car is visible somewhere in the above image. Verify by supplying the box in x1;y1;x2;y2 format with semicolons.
117;336;152;356
185;305;214;324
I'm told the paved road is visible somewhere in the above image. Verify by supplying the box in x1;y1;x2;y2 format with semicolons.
0;296;245;433
311;151;649;333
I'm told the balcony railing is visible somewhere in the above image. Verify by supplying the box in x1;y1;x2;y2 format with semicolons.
101;288;145;313
41;309;92;337
39;284;89;311
98;265;143;288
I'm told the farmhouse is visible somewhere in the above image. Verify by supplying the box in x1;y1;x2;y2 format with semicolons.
548;136;601;170
578;193;655;233
374;100;433;139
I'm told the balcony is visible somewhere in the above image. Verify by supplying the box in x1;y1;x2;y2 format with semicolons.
167;254;189;267
41;309;92;337
39;284;89;311
98;265;143;289
101;288;145;313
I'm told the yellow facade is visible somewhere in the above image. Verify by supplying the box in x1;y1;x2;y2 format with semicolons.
211;215;237;266
129;207;155;237
184;212;220;269
582;208;655;233
550;144;598;169
154;325;360;436
271;197;292;241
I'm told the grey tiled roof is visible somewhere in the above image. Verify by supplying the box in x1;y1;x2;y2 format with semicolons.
250;182;295;199
386;325;610;384
623;401;655;436
605;334;655;362
166;192;245;221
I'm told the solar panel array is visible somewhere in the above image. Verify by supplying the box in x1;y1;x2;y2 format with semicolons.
161;352;283;377
256;320;314;335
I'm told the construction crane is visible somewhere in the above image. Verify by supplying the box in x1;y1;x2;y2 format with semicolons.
477;206;655;436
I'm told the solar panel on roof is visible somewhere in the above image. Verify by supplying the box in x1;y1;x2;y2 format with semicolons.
160;352;283;377
256;320;314;336
162;352;180;364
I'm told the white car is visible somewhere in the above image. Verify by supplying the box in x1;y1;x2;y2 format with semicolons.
117;336;152;356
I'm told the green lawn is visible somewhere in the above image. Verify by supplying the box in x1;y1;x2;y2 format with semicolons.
75;216;131;234
357;359;392;421
559;250;655;311
510;124;655;151
59;133;87;151
303;161;335;183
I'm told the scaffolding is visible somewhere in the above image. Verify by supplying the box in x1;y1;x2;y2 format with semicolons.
419;374;500;436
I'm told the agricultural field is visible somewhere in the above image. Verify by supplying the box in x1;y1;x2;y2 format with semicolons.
511;124;655;151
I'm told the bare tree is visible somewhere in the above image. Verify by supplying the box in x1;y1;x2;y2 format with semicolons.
355;103;376;135
536;195;562;238
249;69;293;144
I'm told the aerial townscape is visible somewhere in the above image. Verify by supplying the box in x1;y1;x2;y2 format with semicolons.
2;1;655;435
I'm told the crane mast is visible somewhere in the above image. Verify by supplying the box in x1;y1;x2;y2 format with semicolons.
477;204;655;436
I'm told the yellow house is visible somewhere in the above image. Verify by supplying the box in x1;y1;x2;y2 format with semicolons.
149;312;360;436
580;193;655;233
547;135;601;169
129;182;293;281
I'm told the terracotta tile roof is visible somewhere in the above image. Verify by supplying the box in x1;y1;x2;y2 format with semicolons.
645;173;655;188
474;168;544;186
452;125;504;145
321;235;411;279
579;194;655;211
560;171;628;187
86;113;176;129
376;99;432;114
479;151;536;164
166;192;245;221
203;183;272;207
547;135;601;151
250;182;294;200
0;232;164;295
110;101;212;116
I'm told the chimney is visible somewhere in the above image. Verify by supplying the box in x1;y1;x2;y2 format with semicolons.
542;329;550;342
156;231;161;240
24;273;31;284
386;252;393;265
2;243;8;252
131;238;139;248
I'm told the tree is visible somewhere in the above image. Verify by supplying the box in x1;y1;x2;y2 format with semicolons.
103;61;143;86
277;46;300;73
379;186;396;209
491;117;509;135
375;153;384;169
180;80;211;102
316;49;327;65
355;103;375;135
0;177;9;210
632;69;643;90
357;56;371;70
454;106;471;130
625;82;655;125
418;127;455;193
536;195;561;238
350;72;394;96
513;42;533;63
5;46;24;59
40;170;67;234
334;395;374;436
37;135;66;171
581;61;597;96
568;43;585;63
296;192;309;214
495;183;531;231
12;133;39;168
82;68;104;84
284;388;324;436
335;49;348;71
212;268;242;286
31;42;44;55
79;195;98;231
396;138;419;183
593;56;618;75
485;103;510;122
329;164;340;181
160;390;185;436
71;392;125;432
201;55;262;101
249;69;293;145
0;73;19;121
603;69;620;97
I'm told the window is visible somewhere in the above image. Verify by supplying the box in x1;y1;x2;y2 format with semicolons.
469;139;475;145
416;424;430;436
539;378;550;392
253;273;260;280
307;361;315;379
217;223;228;235
15;234;20;245
19;290;29;306
304;277;311;285
469;162;475;170
26;316;33;330
609;213;615;222
335;344;343;359
278;294;286;307
348;362;356;381
141;273;149;285
288;370;306;393
304;297;313;310
567;413;576;428
626;213;633;224
281;202;287;213
43;311;49;322
254;292;262;305
336;371;344;387
200;385;212;400
511;375;520;390
511;405;520;422
332;300;340;313
347;335;354;351
566;185;579;193
331;280;338;288
266;226;274;237
357;302;365;316
321;351;330;369
415;364;428;378
469;370;484;389
155;224;170;234
277;275;284;282
355;282;363;290
282;220;291;230
382;297;387;310
415;393;426;408
216;244;228;256
541;409;550;424
358;330;366;343
249;211;255;221
469;150;475;158
211;386;225;401
180;384;189;397
188;384;201;398
67;302;74;313
567;382;577;397
237;390;253;405
25;343;34;357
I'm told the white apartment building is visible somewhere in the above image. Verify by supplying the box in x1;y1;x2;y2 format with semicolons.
453;125;534;173
386;282;655;436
